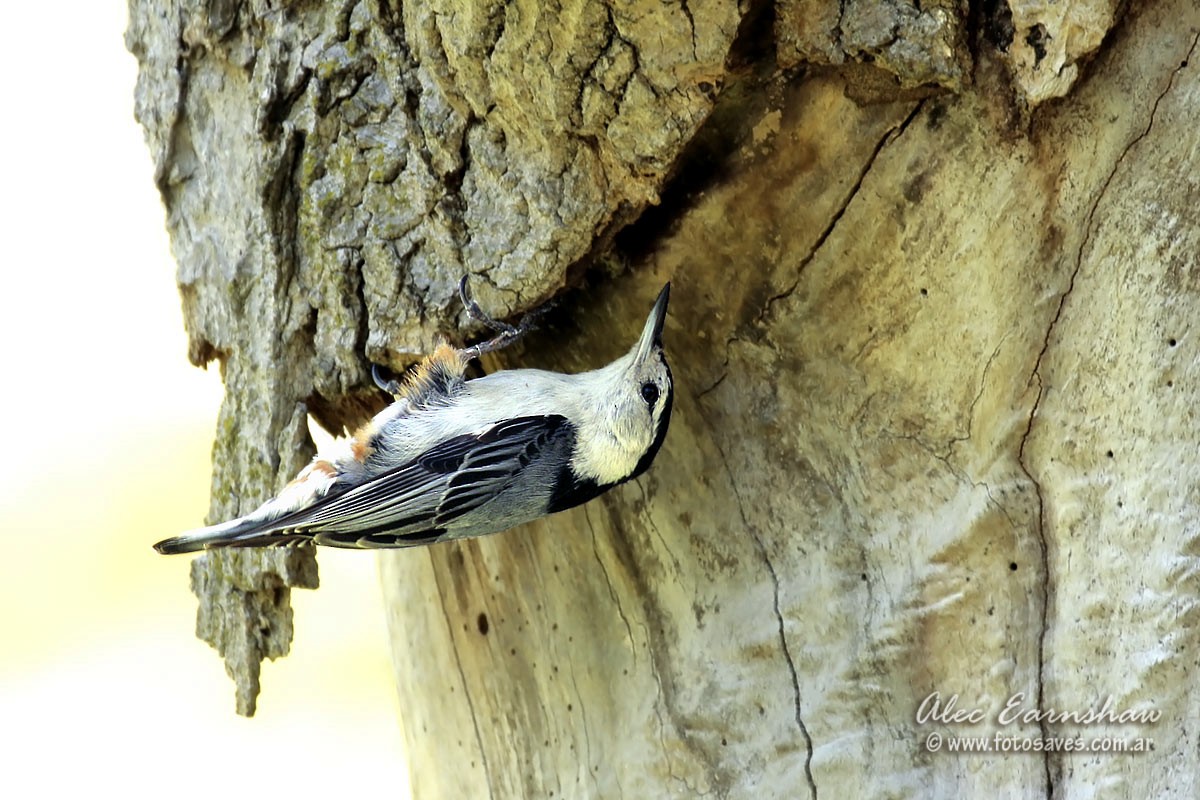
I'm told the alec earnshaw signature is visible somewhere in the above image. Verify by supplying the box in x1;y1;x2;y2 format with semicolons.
916;691;1162;726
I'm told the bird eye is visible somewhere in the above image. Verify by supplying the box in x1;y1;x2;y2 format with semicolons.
641;382;659;406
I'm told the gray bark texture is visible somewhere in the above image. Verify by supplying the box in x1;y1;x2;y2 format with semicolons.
129;0;1200;796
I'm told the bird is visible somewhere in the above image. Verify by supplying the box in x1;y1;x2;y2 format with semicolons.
154;278;673;554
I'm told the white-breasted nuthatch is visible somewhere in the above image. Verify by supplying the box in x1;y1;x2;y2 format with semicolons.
154;280;672;553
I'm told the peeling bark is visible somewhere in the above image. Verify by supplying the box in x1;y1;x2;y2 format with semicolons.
132;0;1200;796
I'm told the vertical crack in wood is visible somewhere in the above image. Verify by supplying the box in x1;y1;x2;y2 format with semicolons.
711;435;817;799
1015;30;1199;798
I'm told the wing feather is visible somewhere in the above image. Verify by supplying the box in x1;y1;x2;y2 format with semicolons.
253;415;569;548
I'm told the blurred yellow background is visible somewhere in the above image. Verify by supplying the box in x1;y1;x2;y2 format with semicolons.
0;6;408;797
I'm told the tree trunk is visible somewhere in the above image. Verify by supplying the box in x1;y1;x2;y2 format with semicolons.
129;0;1200;796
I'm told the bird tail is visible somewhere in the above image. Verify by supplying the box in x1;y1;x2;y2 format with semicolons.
154;459;343;554
153;516;294;555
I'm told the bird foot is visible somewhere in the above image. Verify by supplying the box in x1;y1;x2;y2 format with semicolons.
458;276;553;360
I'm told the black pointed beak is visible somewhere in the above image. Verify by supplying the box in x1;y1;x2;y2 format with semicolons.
633;282;670;363
650;283;670;344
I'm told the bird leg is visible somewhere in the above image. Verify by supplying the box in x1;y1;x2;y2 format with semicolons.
373;278;554;384
459;275;553;360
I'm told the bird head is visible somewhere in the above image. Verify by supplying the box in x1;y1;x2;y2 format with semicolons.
623;282;674;481
576;283;674;486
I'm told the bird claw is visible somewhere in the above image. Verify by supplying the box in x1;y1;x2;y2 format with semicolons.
458;275;553;360
459;276;519;336
372;363;402;395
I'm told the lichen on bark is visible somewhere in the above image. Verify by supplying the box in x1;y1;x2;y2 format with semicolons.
776;0;973;93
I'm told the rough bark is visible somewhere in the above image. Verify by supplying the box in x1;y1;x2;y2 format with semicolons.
131;0;1199;796
127;0;740;716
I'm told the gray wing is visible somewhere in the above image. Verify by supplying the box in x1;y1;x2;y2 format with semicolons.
259;415;570;549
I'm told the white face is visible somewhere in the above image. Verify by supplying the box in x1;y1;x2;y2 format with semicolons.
622;345;672;453
573;287;673;485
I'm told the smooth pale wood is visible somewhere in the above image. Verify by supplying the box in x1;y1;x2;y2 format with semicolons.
384;3;1200;797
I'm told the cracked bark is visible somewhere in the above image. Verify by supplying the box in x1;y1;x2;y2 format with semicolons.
131;0;1200;796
